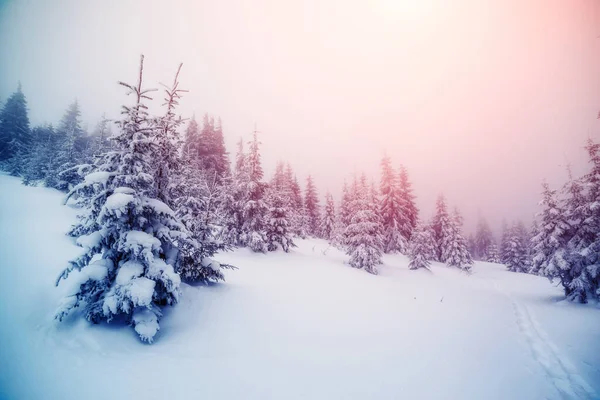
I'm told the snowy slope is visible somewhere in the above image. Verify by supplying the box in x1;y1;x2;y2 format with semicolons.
0;174;599;400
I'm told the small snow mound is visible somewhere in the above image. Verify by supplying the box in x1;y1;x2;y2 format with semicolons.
113;186;135;194
76;231;103;250
129;277;156;307
105;192;134;211
84;171;111;185
116;260;144;285
144;198;175;216
132;308;159;343
122;231;161;256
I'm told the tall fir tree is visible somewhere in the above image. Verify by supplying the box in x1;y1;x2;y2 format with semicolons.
398;165;418;239
320;191;336;241
264;183;295;252
408;223;435;270
432;194;453;262
560;140;600;302
379;155;408;253
0;83;30;162
344;174;383;274
239;128;268;252
530;182;570;277
304;174;321;236
55;55;215;343
474;217;494;260
441;208;473;272
504;221;529;273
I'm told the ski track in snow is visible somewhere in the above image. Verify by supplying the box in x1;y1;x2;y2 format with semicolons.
493;282;597;400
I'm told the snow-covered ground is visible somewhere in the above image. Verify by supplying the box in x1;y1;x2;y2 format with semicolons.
0;174;599;400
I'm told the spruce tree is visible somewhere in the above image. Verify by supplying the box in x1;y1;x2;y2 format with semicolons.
504;221;529;273
265;184;295;252
379;155;408;253
0;83;30;162
55;56;213;343
398;165;418;239
239;129;268;252
408;223;434;270
304;175;321;236
530;183;570;277
432;194;453;262
345;175;383;274
320;191;336;241
442;208;473;272
561;139;600;302
474;217;494;260
485;243;501;263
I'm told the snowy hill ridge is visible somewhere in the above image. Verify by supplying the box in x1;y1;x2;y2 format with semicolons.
0;174;599;400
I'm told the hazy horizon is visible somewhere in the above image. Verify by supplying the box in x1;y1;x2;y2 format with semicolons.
1;0;599;235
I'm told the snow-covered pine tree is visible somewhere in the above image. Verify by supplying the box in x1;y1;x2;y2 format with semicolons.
398;165;418;240
304;174;321;236
504;221;529;273
195;114;230;181
320;191;336;241
485;243;501;263
239;128;268;252
474;217;494;260
560;139;600;302
55;56;206;343
284;164;305;238
220;138;248;246
500;220;510;264
90;114;113;156
172;166;231;282
48;101;90;191
153;63;186;207
441;207;473;272
408;223;435;270
21;124;55;185
379;155;408;253
432;194;453;262
344;174;383;274
0;83;30;163
529;182;570;277
264;183;295;252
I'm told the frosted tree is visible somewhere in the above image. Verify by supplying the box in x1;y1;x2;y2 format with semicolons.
265;184;295;252
485;243;501;263
220;138;248;246
320;191;336;240
285;164;305;238
55;56;210;343
194;114;230;180
398;165;418;239
441;209;473;272
379;155;408;253
304;174;321;236
504;221;529;273
560;140;600;302
432;194;453;262
500;220;511;264
239;129;268;252
474;217;494;260
90;114;113;156
408;223;434;270
153;63;186;206
0;83;30;163
174;167;232;282
530;183;570;276
345;175;383;274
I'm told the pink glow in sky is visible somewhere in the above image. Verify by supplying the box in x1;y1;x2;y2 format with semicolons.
0;0;599;233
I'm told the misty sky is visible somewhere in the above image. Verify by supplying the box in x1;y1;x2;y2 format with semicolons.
1;0;599;235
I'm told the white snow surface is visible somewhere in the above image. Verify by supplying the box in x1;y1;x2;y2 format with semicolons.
0;174;599;400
